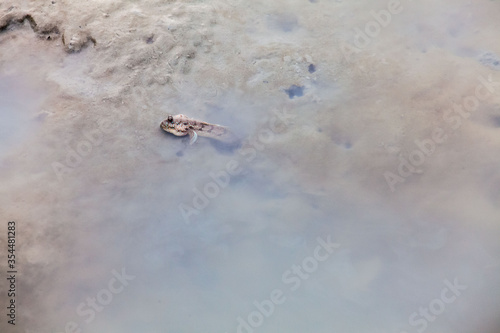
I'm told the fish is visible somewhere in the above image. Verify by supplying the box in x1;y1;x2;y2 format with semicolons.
160;114;239;146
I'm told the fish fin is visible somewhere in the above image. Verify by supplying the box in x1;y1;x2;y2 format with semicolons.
188;130;198;144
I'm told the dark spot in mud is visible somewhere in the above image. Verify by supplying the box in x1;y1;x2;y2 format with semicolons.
267;13;299;32
176;151;184;157
448;28;459;38
308;64;316;73
34;112;48;122
309;0;318;3
344;142;352;149
491;115;500;128
146;35;154;44
478;52;500;71
317;128;322;133
285;85;304;99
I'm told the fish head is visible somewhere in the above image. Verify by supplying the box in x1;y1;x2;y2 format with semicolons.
160;115;176;133
160;114;189;136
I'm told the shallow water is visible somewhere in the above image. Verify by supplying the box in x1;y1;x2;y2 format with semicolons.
1;1;500;333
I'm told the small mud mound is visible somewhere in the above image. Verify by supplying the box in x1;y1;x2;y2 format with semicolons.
0;10;95;53
1;11;61;42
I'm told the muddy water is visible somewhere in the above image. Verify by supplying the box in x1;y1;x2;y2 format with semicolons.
0;0;500;333
0;77;37;156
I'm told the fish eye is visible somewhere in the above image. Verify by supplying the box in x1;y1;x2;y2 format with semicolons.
167;115;173;123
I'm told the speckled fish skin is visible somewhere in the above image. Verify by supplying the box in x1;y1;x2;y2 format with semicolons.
160;114;238;144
